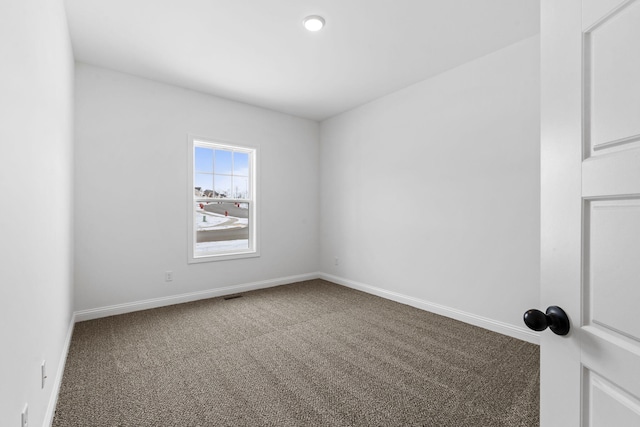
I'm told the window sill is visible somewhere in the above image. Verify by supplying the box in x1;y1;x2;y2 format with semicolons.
188;250;260;264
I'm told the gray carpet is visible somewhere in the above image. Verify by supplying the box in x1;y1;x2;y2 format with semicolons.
53;279;539;426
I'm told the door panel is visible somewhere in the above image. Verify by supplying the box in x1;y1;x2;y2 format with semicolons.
586;199;640;341
585;1;640;152
586;371;640;427
581;0;640;424
542;0;640;425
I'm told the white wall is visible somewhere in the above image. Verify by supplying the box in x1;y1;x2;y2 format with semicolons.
74;64;320;312
0;0;75;425
320;36;540;338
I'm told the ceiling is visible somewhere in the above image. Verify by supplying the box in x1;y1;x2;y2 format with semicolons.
63;0;539;121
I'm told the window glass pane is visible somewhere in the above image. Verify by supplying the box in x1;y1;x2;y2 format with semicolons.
191;139;256;262
232;176;249;199
215;149;232;175
194;147;213;172
195;201;249;256
233;152;249;176
195;173;213;198
214;174;231;198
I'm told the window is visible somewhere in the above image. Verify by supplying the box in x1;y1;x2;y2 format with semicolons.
188;136;258;262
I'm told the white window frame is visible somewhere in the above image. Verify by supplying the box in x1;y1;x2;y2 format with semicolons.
187;135;259;263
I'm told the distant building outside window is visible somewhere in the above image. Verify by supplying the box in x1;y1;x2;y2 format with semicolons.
188;136;258;262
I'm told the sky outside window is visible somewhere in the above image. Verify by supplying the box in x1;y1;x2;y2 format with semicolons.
194;145;250;199
233;152;249;176
215;150;232;174
195;147;213;172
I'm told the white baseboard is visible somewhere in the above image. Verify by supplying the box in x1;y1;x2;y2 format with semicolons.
319;273;539;345
44;313;76;427
74;272;321;322
74;271;538;344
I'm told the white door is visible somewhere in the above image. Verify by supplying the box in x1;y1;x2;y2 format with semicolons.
541;0;640;425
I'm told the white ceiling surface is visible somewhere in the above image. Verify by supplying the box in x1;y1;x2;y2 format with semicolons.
64;0;539;121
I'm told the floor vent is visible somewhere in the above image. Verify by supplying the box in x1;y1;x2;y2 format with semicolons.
223;295;243;300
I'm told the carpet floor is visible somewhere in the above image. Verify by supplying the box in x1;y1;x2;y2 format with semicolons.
53;279;539;426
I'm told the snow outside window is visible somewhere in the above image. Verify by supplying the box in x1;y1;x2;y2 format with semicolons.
188;136;258;263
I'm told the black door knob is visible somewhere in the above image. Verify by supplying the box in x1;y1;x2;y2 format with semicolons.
523;306;570;336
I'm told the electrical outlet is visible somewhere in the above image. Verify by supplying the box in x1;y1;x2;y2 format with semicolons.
165;271;173;282
41;360;47;389
334;257;339;266
21;404;28;427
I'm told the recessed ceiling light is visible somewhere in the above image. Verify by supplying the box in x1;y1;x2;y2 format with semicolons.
303;15;325;32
